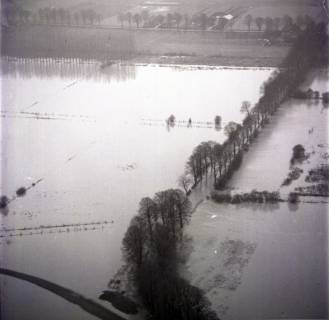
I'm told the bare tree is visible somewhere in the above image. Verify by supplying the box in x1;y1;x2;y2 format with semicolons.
255;17;264;31
126;12;132;27
273;17;281;30
296;15;305;30
184;13;189;29
244;14;253;31
139;197;158;240
240;101;252;116
173;12;182;29
117;12;124;28
133;13;141;28
282;15;293;30
178;174;193;194
265;17;273;32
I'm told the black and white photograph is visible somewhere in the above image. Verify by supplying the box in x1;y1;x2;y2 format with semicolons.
0;0;328;319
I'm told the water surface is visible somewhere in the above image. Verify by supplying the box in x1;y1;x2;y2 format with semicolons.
0;59;271;320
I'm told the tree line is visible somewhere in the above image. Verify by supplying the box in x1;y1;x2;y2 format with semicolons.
181;22;328;191
243;14;315;32
117;9;316;32
122;189;219;320
3;7;102;26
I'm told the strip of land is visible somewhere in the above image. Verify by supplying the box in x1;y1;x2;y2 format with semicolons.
0;268;125;320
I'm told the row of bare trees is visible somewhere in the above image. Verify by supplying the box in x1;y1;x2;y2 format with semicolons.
118;11;222;30
123;189;192;265
3;7;102;26
117;10;316;32
122;189;218;319
244;14;315;32
181;22;327;191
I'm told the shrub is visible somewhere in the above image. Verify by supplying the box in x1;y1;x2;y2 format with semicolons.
211;191;232;203
0;196;8;209
291;144;306;164
288;192;299;203
16;187;27;197
214;115;221;126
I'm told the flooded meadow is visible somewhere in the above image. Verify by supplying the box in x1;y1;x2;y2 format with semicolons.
185;70;329;319
0;58;271;320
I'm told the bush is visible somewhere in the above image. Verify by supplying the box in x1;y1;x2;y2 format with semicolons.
211;191;232;203
214;115;221;126
231;194;243;204
16;187;27;197
291;144;306;164
288;192;299;203
0;196;8;209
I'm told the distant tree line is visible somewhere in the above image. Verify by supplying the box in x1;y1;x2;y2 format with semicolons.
117;10;217;30
180;22;328;191
3;7;102;26
122;189;219;320
117;9;316;33
244;14;315;33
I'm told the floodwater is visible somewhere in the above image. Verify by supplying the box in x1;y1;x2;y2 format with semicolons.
228;69;329;193
186;71;329;319
185;200;328;319
0;58;271;320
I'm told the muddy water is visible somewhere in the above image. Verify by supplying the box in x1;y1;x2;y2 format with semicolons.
185;200;328;319
186;71;329;319
228;69;329;193
0;59;271;320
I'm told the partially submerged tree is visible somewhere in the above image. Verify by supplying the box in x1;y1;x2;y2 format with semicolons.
240;101;252;116
178;174;193;194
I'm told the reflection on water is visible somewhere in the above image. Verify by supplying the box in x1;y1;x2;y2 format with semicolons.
0;60;271;320
1;57;137;82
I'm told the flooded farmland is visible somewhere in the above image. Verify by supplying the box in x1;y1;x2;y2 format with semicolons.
0;58;271;320
185;71;329;319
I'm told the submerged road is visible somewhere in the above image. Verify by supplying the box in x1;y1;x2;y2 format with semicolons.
0;268;125;320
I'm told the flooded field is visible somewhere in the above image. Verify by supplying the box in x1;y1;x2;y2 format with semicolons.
0;59;271;320
185;200;328;319
228;69;329;193
185;71;329;319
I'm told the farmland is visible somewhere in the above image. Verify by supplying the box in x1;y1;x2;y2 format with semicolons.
2;0;326;67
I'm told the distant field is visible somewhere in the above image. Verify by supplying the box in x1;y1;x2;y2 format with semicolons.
2;24;289;67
